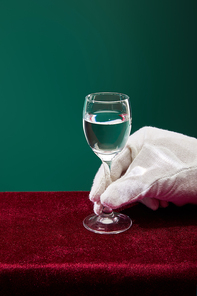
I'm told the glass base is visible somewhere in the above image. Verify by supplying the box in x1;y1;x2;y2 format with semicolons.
83;211;132;234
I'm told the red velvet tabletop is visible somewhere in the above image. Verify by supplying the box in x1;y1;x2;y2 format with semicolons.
0;192;197;296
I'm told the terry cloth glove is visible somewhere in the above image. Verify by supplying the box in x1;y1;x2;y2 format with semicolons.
90;126;197;215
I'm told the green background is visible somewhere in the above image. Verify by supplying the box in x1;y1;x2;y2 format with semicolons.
0;0;196;191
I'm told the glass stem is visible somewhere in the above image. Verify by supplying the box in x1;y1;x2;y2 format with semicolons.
102;160;113;214
105;160;111;170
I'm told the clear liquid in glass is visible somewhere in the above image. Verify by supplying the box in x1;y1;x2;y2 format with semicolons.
83;110;131;162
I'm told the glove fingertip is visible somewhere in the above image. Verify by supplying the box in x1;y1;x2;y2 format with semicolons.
89;191;100;203
93;202;103;215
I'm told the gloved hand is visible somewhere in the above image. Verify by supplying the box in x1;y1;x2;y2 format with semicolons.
90;127;197;215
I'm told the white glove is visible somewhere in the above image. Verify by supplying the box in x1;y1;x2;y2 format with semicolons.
90;126;197;215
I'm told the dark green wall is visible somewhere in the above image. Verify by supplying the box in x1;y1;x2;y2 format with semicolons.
0;0;196;191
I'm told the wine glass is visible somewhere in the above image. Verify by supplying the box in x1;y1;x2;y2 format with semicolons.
83;92;132;234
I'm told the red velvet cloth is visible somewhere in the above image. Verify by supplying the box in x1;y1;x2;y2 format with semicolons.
0;192;197;296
